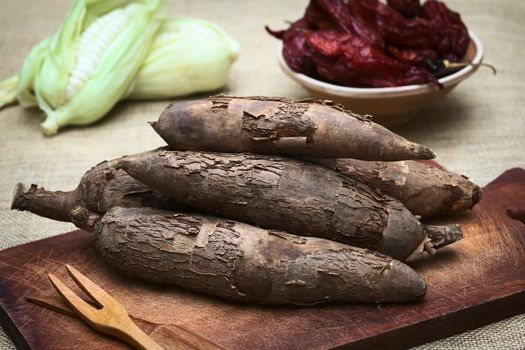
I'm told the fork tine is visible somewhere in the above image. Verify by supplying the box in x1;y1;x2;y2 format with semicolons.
48;273;95;320
65;264;116;308
26;295;79;319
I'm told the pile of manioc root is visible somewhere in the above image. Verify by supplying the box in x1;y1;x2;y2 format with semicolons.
12;95;480;305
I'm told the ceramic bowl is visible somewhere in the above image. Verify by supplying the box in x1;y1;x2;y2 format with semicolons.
277;31;483;128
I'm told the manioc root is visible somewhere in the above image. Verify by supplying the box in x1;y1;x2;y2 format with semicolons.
70;206;427;304
11;154;180;222
310;158;481;217
151;95;435;161
12;183;77;222
118;150;462;260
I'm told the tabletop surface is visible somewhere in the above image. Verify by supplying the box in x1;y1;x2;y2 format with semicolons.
0;0;524;349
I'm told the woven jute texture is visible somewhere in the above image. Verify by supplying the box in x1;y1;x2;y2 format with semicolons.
0;0;524;349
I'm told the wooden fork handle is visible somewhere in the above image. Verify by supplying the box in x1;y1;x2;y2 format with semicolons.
117;318;164;350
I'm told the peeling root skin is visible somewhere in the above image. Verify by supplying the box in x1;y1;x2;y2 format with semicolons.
69;206;101;232
119;150;465;261
309;158;482;218
119;150;392;252
90;206;427;304
423;225;463;255
153;95;436;161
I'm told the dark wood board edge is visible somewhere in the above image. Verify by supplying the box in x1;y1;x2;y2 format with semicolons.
331;292;525;350
0;301;30;350
0;230;90;350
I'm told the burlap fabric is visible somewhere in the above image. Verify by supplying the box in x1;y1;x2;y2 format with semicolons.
0;0;524;349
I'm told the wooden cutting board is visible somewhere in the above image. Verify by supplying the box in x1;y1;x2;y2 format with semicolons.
0;168;524;350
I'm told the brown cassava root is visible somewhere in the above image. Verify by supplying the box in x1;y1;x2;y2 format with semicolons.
118;150;462;261
310;158;481;218
11;153;179;222
151;95;435;161
9;93;475;306
71;206;427;304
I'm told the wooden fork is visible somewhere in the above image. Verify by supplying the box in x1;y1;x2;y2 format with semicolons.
48;264;163;350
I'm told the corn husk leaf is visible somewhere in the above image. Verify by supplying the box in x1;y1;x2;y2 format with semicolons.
38;0;163;135
127;17;240;99
14;37;52;108
0;75;18;109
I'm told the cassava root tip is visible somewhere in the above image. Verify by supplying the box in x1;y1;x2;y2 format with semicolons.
420;145;436;159
423;224;463;255
10;183;77;222
410;142;435;159
68;206;100;231
471;184;482;206
148;121;158;130
11;183;29;211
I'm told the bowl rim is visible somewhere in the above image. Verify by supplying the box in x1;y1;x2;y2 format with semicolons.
277;30;483;98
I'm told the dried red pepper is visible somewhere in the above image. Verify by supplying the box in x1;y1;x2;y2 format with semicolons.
387;0;422;18
420;0;470;61
307;0;385;48
266;19;315;76
355;0;469;61
267;0;470;88
305;30;440;87
386;46;437;66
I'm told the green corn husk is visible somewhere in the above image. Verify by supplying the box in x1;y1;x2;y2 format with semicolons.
17;37;52;108
1;17;239;104
0;75;18;108
0;36;51;109
127;17;240;100
2;0;163;135
0;1;240;136
40;0;163;135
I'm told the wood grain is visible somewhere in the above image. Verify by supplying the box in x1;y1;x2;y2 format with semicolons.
0;168;524;350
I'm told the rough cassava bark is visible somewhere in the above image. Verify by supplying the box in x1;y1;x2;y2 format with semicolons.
118;150;462;260
71;206;427;304
11;154;179;222
151;95;435;161
310;158;482;218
